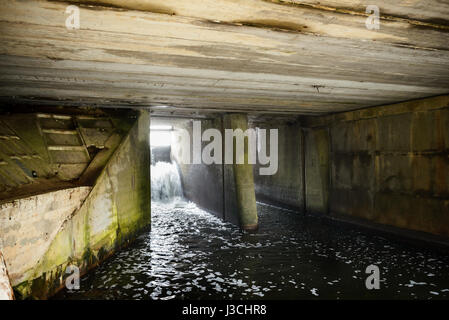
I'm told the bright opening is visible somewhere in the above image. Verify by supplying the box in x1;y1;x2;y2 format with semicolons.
150;125;173;147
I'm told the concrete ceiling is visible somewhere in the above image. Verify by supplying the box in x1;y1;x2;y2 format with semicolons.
0;108;136;202
0;0;448;116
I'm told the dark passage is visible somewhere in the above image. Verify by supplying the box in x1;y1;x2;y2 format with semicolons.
54;201;449;300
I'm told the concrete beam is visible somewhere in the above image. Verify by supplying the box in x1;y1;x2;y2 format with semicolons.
0;0;448;114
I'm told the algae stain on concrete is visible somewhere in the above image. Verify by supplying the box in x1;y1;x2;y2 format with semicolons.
10;111;151;299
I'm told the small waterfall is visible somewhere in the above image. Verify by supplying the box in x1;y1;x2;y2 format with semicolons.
151;161;183;202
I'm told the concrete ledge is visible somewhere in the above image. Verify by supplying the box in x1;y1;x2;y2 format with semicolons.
255;194;305;213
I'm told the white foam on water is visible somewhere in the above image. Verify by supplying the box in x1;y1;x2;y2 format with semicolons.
151;161;183;202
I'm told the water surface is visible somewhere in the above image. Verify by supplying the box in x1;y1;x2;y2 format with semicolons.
54;199;449;300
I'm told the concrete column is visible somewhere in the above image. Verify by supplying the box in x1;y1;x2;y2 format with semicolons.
224;114;258;231
304;128;329;214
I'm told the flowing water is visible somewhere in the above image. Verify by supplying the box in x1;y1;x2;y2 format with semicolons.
150;161;183;201
54;162;449;300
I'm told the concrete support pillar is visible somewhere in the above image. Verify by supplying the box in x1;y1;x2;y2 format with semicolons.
304;128;329;214
224;114;258;231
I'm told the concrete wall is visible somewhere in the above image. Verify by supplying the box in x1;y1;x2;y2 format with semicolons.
174;117;307;225
0;187;91;287
151;146;171;164
0;251;14;300
249;96;449;240
172;118;230;221
252;121;305;211
304;95;449;238
172;116;256;227
0;111;151;299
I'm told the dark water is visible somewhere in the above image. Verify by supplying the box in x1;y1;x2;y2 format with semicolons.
54;200;449;300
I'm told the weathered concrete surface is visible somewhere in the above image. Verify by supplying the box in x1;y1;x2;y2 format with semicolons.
304;95;449;237
151;146;171;164
2;111;150;299
57;0;449;27
251;120;305;210
172;118;228;221
223;114;258;230
0;109;135;203
0;251;14;300
172;115;258;228
0;187;91;287
1;0;448;115
305;128;329;214
248;96;449;239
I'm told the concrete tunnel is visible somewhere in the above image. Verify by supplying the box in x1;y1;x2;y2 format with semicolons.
0;0;448;302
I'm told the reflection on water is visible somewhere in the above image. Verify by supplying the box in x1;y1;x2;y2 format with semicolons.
54;200;449;300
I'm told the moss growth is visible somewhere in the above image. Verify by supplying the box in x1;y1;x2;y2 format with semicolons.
12;111;151;299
